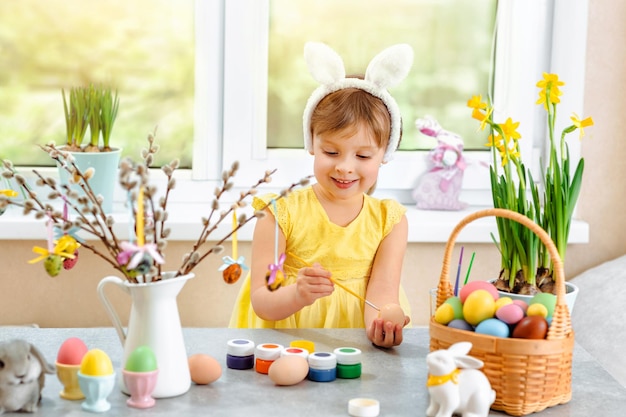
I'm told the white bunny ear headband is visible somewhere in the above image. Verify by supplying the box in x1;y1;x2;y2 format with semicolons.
302;42;414;162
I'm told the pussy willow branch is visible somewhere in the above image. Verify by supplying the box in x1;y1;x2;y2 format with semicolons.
31;170;125;266
42;145;122;252
178;175;312;277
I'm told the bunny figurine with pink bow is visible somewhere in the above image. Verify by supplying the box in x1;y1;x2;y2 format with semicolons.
412;116;467;211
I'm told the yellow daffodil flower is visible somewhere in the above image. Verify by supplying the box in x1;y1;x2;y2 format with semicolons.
467;95;487;110
499;118;521;141
571;113;594;139
471;107;493;131
536;72;565;108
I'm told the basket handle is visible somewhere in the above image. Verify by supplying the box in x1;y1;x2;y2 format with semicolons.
435;208;572;340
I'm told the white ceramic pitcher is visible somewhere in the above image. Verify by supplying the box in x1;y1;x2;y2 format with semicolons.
97;272;194;398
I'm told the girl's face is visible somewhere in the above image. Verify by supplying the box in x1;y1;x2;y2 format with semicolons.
312;123;386;201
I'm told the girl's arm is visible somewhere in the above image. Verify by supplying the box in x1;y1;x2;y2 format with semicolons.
249;208;333;321
365;214;410;347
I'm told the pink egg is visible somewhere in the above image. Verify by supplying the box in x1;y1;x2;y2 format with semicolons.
57;337;88;365
495;303;525;325
513;299;529;313
459;281;499;304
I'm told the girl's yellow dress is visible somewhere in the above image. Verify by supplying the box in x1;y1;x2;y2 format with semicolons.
229;186;411;328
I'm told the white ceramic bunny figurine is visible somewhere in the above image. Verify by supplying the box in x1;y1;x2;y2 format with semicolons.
0;339;55;415
425;341;495;417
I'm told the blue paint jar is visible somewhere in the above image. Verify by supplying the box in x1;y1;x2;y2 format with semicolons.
307;351;336;382
226;339;255;370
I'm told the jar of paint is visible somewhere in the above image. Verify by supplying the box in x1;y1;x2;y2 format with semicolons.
334;347;362;379
226;339;255;370
307;351;337;382
254;343;284;374
290;339;315;354
281;346;309;359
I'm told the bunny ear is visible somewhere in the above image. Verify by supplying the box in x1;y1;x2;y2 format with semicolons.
365;43;414;89
302;42;413;162
454;355;485;370
448;341;473;356
304;42;346;86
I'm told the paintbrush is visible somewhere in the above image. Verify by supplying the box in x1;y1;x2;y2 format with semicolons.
287;252;380;311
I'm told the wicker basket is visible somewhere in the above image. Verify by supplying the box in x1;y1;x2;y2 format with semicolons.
429;208;574;416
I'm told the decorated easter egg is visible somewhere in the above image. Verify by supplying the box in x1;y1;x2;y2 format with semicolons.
434;303;455;325
462;289;496;326
80;349;114;376
475;318;510;338
495;303;525;325
268;355;309;386
494;296;513;310
459;281;499;303
125;346;158;372
527;303;549;318
44;255;63;277
512;316;549;339
447;319;474;332
513;299;529;313
188;354;222;385
378;303;405;326
444;297;464;319
57;337;88;365
529;293;556;317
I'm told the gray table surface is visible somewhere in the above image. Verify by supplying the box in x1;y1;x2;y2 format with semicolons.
1;327;624;416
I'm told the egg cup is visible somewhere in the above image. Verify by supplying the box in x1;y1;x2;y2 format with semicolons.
122;369;159;408
56;362;85;400
78;372;116;413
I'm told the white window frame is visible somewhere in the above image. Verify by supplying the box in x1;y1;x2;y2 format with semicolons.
0;0;590;243
219;0;587;203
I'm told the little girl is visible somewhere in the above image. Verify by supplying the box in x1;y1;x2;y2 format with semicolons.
230;42;414;348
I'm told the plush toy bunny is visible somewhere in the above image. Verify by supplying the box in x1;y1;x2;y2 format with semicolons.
0;339;55;414
413;116;467;211
426;342;495;417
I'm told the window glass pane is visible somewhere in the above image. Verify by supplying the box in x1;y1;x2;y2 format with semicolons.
0;0;194;167
267;0;496;151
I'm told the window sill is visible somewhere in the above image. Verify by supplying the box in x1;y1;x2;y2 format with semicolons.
0;203;590;244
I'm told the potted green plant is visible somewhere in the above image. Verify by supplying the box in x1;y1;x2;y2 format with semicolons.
60;84;121;212
467;73;593;299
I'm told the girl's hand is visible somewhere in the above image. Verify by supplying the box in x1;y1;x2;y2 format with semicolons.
367;315;410;348
294;263;334;307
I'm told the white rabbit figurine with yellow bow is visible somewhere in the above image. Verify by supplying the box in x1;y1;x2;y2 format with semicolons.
426;342;495;417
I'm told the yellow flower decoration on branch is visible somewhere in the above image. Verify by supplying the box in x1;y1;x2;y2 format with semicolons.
0;189;18;197
28;245;76;264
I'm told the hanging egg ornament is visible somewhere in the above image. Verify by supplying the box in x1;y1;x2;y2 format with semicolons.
266;268;285;291
63;250;80;270
44;255;63;277
134;253;153;275
223;263;242;284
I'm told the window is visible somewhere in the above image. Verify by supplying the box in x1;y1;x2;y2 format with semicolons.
1;0;589;242
0;0;195;168
221;0;587;206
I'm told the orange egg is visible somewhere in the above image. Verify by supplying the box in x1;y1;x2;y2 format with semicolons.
188;354;222;385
